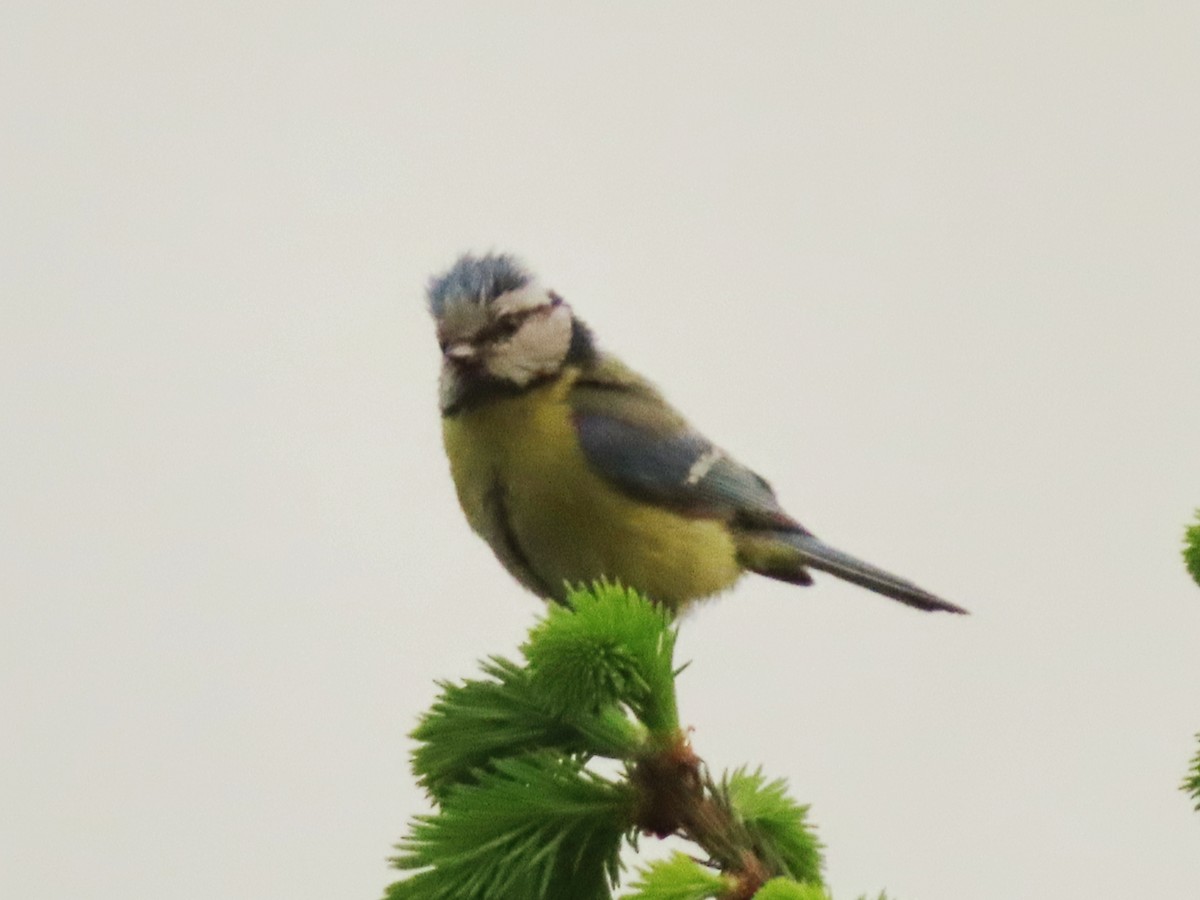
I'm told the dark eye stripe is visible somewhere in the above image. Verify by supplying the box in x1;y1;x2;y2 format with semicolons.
477;305;551;343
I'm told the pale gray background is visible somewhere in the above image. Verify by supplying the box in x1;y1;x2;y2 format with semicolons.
3;4;1199;899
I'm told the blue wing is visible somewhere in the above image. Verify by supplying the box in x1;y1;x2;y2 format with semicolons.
568;365;966;613
570;393;806;533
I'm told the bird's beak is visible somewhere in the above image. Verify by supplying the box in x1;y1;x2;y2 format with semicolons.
443;343;478;363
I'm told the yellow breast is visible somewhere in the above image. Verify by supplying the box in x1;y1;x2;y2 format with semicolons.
441;373;742;610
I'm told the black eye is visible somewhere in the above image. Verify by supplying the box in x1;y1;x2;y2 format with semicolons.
494;316;521;338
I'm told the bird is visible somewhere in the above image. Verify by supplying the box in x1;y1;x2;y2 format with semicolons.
427;252;966;616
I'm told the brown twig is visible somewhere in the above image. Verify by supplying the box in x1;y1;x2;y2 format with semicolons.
630;731;772;898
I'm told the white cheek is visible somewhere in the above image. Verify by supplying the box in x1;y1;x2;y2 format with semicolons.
488;307;572;385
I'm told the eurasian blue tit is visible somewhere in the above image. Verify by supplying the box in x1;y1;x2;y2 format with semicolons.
428;252;966;616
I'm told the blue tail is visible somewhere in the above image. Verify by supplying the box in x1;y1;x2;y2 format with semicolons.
781;532;967;614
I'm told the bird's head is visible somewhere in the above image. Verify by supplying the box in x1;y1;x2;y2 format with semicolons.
427;253;592;412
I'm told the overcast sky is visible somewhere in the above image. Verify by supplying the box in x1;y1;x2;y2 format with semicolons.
3;4;1200;899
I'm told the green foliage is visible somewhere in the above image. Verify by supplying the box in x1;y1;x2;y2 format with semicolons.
525;581;680;734
391;583;860;898
1184;510;1200;588
1180;515;1200;816
412;657;644;799
389;753;632;900
754;879;831;900
725;768;823;884
622;852;731;899
1184;733;1200;812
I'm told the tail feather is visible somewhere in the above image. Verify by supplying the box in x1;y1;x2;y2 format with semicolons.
782;532;967;614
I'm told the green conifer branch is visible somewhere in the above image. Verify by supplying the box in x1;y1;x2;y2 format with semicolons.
390;584;884;899
1181;515;1200;815
525;581;680;735
389;753;632;900
723;768;823;885
1184;509;1200;588
1184;733;1200;812
412;657;645;800
622;852;734;899
752;880;831;900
